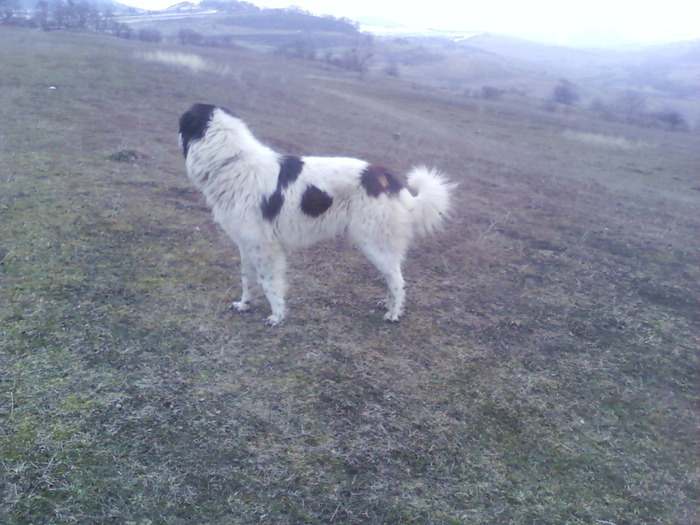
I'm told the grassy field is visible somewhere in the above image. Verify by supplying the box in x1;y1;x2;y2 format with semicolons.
1;27;698;524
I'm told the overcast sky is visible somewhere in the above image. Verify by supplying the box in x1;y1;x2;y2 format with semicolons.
118;0;700;46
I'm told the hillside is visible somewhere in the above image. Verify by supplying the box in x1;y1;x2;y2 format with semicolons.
371;33;700;124
459;33;700;98
109;2;700;127
113;0;363;50
1;26;698;524
9;0;698;127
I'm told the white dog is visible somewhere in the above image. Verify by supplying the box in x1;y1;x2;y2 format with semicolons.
179;103;455;325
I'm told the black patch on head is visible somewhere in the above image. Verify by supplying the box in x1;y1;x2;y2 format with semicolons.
179;103;237;157
261;156;306;221
301;185;333;217
360;166;403;197
179;103;216;157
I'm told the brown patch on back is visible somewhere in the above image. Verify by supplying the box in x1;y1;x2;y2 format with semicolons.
360;165;403;197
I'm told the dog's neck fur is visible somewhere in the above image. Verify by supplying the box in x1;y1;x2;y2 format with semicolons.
209;110;272;159
186;109;280;214
187;111;273;181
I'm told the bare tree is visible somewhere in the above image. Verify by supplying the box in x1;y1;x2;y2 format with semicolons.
331;34;374;75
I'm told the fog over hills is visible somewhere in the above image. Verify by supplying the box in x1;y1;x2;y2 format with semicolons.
112;1;700;127
8;0;699;127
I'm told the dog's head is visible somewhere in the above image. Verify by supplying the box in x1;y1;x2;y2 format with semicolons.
178;103;219;157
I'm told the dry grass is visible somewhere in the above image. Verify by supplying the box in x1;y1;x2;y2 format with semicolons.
563;130;646;149
137;50;232;76
1;27;699;524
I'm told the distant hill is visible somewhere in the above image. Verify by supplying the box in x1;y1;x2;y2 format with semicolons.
112;1;361;42
18;0;135;12
6;0;698;126
456;33;700;101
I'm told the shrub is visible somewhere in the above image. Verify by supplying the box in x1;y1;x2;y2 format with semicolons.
138;28;162;44
649;110;689;132
178;29;203;46
481;86;504;100
383;61;400;78
275;38;317;61
552;79;580;105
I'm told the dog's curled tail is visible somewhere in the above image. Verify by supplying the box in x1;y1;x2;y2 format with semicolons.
406;166;457;237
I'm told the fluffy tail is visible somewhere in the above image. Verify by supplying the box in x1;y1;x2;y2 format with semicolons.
406;166;456;237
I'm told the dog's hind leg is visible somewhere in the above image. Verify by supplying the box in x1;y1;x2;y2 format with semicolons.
380;264;405;322
248;244;288;326
232;250;257;313
356;243;406;322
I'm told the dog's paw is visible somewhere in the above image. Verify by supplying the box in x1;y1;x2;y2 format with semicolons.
232;300;251;312
265;314;284;327
376;298;389;310
383;312;401;323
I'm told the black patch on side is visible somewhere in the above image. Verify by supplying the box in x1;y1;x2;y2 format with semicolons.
278;156;304;189
261;192;284;221
301;185;333;217
360;165;403;198
261;156;306;221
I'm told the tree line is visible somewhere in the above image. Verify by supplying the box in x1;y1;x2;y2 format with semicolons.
1;0;160;42
551;79;689;132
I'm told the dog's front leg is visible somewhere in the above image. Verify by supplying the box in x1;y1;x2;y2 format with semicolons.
250;244;288;326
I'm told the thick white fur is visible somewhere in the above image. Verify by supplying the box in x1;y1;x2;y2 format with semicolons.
182;107;455;325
